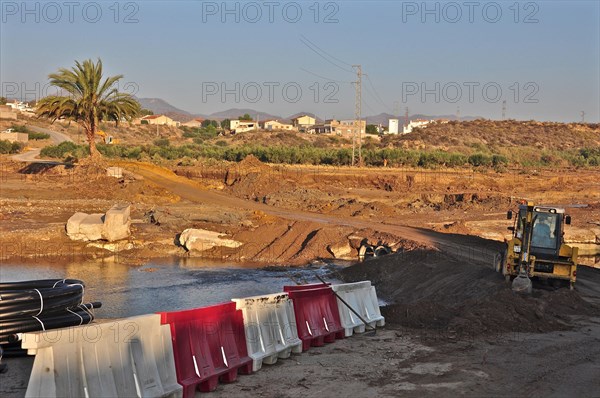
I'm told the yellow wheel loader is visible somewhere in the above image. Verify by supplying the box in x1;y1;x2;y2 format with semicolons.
496;201;578;293
97;130;119;144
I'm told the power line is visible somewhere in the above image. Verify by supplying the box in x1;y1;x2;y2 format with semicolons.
363;86;385;114
300;35;354;68
300;35;354;74
299;68;353;84
365;74;392;113
362;97;378;115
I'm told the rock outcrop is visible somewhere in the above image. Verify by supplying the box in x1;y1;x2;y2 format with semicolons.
178;228;242;252
327;242;354;259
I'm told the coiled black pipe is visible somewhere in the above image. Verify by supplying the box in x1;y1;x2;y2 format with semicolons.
0;279;102;345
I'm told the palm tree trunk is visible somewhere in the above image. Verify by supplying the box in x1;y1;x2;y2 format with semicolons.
88;132;99;157
88;116;100;158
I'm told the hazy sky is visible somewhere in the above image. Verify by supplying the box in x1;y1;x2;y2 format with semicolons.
1;0;599;122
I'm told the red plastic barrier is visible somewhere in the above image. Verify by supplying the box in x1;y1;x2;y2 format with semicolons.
284;285;345;351
159;302;252;396
283;282;330;292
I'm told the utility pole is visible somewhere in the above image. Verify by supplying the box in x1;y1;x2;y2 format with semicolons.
502;100;507;120
405;107;409;133
456;106;461;122
581;111;585;123
352;64;362;167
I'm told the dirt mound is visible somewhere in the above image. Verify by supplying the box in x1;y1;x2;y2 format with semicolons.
236;154;269;171
231;219;419;265
224;155;274;195
339;249;600;336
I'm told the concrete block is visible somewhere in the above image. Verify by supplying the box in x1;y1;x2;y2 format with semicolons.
78;214;104;241
102;204;131;242
106;166;124;178
65;212;89;240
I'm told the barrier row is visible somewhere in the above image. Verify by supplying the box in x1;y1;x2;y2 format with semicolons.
21;314;181;398
20;281;385;397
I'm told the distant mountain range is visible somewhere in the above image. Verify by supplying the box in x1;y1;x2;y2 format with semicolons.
136;98;197;118
208;108;281;122
136;97;479;124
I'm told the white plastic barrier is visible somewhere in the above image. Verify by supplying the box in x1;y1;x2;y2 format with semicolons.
232;293;303;371
331;281;385;336
21;314;182;398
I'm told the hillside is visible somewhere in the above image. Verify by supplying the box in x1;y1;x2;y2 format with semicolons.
365;113;479;125
136;97;192;115
382;120;600;151
9;115;600;168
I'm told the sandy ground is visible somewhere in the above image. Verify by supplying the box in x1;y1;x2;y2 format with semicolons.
1;152;600;397
3;306;599;397
208;318;600;398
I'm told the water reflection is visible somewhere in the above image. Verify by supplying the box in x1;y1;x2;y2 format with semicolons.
0;257;341;319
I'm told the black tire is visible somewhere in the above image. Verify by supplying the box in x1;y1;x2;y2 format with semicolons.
495;249;507;274
494;252;502;273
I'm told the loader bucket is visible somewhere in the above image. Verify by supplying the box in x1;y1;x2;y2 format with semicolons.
512;270;532;294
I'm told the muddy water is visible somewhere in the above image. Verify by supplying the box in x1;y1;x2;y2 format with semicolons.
0;258;341;319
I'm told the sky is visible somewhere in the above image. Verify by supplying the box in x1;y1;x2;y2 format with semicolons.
1;0;599;122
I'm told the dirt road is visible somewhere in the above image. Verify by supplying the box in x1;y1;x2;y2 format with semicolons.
118;161;503;265
11;125;73;163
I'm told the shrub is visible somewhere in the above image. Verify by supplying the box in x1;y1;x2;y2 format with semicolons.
154;138;170;147
468;153;493;167
0;140;24;154
10;124;31;133
28;131;51;140
580;147;600;166
492;154;509;166
40;141;89;159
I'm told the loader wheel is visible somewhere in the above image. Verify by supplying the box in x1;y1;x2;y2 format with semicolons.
496;249;508;275
494;252;503;273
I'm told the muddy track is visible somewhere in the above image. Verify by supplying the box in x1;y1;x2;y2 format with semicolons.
119;161;503;265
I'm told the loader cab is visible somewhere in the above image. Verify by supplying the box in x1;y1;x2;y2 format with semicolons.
515;205;567;259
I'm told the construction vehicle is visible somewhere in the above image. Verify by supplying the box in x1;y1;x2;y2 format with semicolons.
496;201;578;293
97;130;119;144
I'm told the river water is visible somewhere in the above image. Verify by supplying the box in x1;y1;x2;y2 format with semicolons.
0;258;342;319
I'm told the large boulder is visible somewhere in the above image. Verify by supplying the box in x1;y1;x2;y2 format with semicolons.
102;204;131;242
179;228;242;252
327;242;354;259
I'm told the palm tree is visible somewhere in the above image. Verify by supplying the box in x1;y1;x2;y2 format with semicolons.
36;59;140;158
